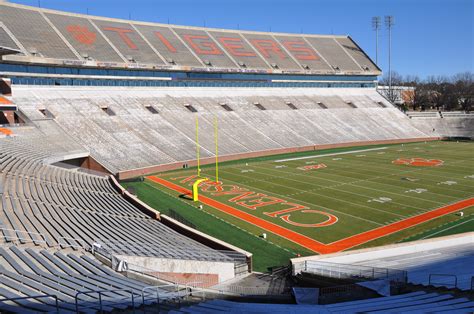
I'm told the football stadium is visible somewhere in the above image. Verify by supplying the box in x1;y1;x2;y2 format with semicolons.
0;0;473;312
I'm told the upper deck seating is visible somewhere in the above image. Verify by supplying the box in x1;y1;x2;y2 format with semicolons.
0;2;380;75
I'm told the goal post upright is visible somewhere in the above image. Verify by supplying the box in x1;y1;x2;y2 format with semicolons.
192;178;208;202
195;115;201;177
192;115;218;202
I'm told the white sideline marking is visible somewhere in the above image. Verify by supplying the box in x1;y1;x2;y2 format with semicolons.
421;218;474;240
274;147;388;163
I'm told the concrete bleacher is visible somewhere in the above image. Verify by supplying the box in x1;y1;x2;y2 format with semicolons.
242;33;303;71
45;12;125;63
407;111;474;138
12;86;431;174
0;5;78;60
305;37;363;73
292;233;474;291
0;245;157;313
172;292;474;313
0;135;235;264
0;1;380;75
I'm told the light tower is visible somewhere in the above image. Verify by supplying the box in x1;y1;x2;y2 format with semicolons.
371;16;381;65
385;15;395;98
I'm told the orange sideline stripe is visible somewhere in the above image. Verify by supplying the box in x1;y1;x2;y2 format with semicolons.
325;198;474;253
148;176;473;254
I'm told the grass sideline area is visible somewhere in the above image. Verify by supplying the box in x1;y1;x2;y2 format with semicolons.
123;140;474;271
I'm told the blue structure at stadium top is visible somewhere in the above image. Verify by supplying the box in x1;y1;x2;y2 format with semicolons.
0;1;380;88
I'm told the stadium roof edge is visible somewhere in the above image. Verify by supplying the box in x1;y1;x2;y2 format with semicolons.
0;1;349;39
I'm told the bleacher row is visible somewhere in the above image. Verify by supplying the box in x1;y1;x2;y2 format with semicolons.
13;86;431;173
352;243;474;291
0;2;379;74
0;135;232;263
174;292;474;313
0;245;163;313
407;112;474;139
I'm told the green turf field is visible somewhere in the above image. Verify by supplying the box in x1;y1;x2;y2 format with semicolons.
123;141;474;271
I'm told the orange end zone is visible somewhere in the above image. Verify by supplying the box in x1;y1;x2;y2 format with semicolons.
147;176;473;254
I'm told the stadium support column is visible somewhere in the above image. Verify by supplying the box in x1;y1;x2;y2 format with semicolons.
385;16;394;99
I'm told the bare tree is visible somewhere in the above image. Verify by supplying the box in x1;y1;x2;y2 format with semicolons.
452;72;474;112
384;71;473;111
379;71;403;103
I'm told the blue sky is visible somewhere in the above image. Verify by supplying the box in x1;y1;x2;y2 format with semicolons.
9;0;474;78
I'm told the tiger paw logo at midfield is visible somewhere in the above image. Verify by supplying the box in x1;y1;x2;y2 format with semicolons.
392;158;444;167
67;25;96;45
297;163;327;171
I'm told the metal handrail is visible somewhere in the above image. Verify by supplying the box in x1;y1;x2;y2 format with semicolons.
75;288;140;313
185;281;207;300
185;281;204;288
141;284;182;306
300;260;407;283
429;274;458;288
215;285;272;296
0;294;59;313
0;227;47;245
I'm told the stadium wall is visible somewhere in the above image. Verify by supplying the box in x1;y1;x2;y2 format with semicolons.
117;137;441;180
160;214;253;272
109;175;160;219
115;254;236;284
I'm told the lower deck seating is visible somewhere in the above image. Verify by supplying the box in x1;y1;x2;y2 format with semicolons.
0;135;233;263
352;243;474;291
172;293;474;313
0;245;154;313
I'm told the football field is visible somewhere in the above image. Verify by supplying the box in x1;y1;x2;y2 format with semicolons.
128;141;474;269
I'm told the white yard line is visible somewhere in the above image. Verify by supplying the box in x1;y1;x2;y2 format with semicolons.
249;164;442;211
203;169;384;226
274;147;388;163
216;168;395;223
